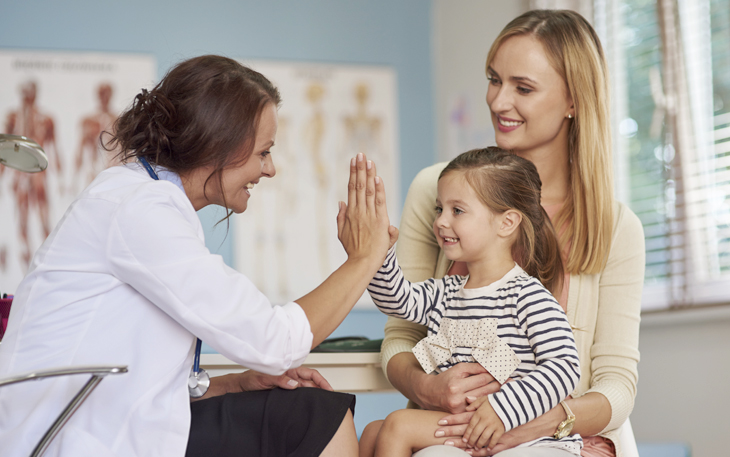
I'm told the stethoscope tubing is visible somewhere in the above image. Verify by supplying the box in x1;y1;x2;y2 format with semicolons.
139;157;206;396
193;338;202;375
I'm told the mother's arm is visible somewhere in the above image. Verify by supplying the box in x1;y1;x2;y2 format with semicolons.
437;203;646;454
381;163;499;413
576;203;645;433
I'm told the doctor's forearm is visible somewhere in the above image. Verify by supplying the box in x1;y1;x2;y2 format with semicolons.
296;255;382;348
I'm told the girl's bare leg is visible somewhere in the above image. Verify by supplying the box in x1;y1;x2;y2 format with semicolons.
360;420;385;457
375;409;458;457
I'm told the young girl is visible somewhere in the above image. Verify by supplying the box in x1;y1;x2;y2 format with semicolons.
360;148;581;457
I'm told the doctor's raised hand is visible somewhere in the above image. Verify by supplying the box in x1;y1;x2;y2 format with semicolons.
297;152;395;347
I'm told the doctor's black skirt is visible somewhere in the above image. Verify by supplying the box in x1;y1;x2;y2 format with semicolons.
185;387;355;457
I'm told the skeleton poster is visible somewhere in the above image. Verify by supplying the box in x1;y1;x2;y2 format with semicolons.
0;50;155;294
234;61;400;308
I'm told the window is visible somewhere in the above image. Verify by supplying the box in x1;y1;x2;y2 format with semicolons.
596;0;730;310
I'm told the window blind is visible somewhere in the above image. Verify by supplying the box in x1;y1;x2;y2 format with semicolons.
596;0;730;310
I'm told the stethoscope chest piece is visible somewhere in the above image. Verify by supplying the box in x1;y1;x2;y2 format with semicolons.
188;337;209;398
188;367;210;398
188;338;210;398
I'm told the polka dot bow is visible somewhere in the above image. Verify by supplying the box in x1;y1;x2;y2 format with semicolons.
412;317;521;384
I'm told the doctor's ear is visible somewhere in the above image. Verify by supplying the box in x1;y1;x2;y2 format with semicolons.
499;210;522;238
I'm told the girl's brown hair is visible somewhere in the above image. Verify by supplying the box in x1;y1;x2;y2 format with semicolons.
486;9;614;274
104;55;281;212
440;147;564;296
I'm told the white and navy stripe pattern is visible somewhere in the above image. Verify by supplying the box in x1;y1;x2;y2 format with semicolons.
368;248;582;454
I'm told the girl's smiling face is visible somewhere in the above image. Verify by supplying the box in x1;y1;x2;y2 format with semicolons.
433;171;501;264
486;35;574;159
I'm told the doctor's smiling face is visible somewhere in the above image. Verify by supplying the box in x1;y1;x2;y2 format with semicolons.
213;102;278;213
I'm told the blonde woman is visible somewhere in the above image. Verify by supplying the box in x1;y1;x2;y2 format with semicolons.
380;10;644;457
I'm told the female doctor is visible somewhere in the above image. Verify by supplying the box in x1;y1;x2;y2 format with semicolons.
0;55;394;457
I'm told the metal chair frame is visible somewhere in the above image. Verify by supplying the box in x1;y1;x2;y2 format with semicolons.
0;365;128;457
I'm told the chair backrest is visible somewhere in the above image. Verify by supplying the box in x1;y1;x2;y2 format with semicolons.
0;365;127;457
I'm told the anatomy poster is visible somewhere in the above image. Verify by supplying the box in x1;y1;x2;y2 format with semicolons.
0;50;155;293
234;60;400;307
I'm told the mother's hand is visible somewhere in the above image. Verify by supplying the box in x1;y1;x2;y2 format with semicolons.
434;395;564;456
336;153;396;261
447;415;558;456
389;357;500;414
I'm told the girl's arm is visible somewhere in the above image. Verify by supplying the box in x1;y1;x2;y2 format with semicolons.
368;248;451;326
485;280;580;432
381;162;498;412
501;204;643;440
432;282;581;456
380;163;443;351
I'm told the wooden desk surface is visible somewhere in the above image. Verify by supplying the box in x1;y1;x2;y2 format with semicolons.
200;352;395;393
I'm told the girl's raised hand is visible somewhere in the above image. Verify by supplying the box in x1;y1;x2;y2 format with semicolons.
336;153;394;261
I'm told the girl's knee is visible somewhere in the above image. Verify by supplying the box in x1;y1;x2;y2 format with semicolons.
380;409;415;436
359;420;384;457
362;419;384;441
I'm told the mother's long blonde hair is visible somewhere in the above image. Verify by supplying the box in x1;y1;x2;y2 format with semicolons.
486;9;614;275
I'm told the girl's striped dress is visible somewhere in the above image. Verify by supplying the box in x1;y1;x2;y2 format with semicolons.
368;248;583;455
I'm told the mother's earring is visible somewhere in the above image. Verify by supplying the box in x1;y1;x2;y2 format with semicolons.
567;113;573;119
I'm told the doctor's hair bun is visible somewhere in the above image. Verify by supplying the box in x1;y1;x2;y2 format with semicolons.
104;54;281;177
122;88;177;164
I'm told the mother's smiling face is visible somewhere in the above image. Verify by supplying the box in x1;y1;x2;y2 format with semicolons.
486;34;574;159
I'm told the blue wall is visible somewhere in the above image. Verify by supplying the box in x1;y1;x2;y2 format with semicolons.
1;0;434;435
1;0;436;262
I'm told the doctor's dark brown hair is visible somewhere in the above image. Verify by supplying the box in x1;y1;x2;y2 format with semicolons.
440;147;564;297
105;55;281;209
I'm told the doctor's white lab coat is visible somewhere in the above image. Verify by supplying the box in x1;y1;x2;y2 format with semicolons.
0;163;313;456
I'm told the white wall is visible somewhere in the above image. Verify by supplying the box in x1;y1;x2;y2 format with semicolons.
432;0;528;161
631;307;730;456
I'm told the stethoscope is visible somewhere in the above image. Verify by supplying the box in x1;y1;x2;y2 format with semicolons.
139;157;210;398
